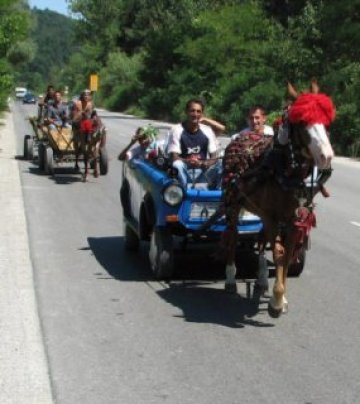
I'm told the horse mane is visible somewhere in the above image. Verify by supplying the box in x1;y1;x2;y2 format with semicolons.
288;93;336;127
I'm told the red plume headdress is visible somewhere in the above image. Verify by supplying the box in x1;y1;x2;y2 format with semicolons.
288;93;336;127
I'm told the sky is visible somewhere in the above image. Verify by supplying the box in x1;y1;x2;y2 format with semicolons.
28;0;69;16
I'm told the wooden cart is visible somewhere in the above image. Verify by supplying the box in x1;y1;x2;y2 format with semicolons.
38;125;108;177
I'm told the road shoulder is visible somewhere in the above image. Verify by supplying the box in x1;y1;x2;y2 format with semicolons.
0;109;53;404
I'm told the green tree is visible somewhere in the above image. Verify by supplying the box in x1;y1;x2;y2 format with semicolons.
98;50;143;112
17;8;77;93
0;0;31;108
143;2;284;127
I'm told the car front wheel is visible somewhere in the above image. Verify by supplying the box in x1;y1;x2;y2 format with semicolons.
149;227;174;280
124;223;140;251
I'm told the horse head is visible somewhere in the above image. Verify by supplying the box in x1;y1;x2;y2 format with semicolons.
286;82;336;170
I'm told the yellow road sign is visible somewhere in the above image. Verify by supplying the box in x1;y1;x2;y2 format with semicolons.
89;74;98;92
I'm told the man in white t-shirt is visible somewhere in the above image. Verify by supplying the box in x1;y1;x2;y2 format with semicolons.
167;99;222;188
231;105;274;140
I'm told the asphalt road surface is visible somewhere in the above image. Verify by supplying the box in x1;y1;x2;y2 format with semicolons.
13;102;360;404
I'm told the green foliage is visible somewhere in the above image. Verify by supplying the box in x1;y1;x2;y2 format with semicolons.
98;51;143;111
145;3;284;129
58;43;102;96
50;0;360;156
140;124;159;142
15;8;76;93
0;0;31;108
7;39;36;66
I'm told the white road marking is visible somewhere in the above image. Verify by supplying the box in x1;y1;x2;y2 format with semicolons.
350;221;360;227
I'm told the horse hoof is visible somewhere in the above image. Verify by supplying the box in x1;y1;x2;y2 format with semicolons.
225;283;237;294
268;303;282;318
82;175;87;183
94;171;99;178
74;166;80;173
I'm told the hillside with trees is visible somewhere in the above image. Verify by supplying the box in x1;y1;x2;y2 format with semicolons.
17;7;77;94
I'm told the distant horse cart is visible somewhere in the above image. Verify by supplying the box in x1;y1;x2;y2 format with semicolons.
25;114;108;180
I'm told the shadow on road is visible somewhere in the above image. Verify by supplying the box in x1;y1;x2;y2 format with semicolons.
87;236;152;281
87;236;261;282
24;164;83;184
157;283;274;328
87;236;275;328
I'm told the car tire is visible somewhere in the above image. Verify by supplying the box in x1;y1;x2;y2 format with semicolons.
124;223;140;251
120;181;131;218
288;246;306;277
149;227;174;280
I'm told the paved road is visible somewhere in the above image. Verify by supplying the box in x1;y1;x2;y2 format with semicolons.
13;101;360;403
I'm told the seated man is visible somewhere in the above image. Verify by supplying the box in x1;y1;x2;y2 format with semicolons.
45;90;70;129
231;104;274;140
43;85;55;106
71;89;94;125
118;125;158;161
167;98;222;189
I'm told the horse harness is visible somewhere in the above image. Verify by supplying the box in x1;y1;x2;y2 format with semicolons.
221;126;324;263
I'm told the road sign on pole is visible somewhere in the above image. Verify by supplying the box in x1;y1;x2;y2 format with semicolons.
89;74;98;92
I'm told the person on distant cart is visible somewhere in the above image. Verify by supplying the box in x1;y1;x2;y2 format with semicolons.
43;85;55;106
45;90;70;129
70;89;94;170
37;84;55;122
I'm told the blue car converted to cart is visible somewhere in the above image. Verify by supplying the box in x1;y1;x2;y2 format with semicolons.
120;152;263;280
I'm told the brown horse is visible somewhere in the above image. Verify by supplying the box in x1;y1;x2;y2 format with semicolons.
203;82;335;317
78;114;106;182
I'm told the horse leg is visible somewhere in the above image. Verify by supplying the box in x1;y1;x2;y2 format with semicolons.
93;143;99;178
268;235;287;317
82;143;88;182
255;240;269;295
83;154;88;182
224;206;241;294
74;133;80;171
280;238;297;314
75;148;79;171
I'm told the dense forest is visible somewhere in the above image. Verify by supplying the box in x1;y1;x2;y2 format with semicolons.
17;8;77;92
4;0;360;157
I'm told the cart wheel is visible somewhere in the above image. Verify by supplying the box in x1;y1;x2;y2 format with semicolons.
38;143;45;171
44;146;54;175
149;227;174;280
23;135;30;159
124;223;140;251
99;147;108;175
23;135;34;160
288;246;306;277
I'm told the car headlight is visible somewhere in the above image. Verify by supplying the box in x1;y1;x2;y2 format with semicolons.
163;184;184;206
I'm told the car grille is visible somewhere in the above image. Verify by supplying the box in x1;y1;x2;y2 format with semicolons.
189;202;258;221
